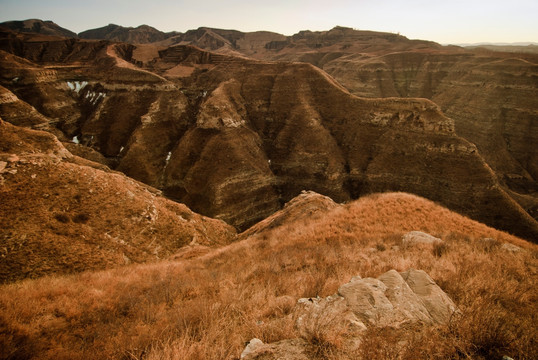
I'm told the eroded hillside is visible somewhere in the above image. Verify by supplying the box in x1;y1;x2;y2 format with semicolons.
0;29;537;240
165;26;538;225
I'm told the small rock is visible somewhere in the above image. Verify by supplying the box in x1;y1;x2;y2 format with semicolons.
501;243;522;253
241;338;264;359
31;174;37;179
7;154;19;162
402;231;442;245
241;338;310;360
0;161;7;173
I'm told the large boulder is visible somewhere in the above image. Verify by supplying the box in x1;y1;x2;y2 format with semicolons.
242;269;457;359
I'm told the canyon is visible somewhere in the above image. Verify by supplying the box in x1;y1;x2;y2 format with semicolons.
0;23;537;241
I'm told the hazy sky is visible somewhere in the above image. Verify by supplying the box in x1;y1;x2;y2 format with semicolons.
1;0;537;44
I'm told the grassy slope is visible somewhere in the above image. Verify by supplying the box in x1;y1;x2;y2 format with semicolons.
0;120;236;283
1;192;537;359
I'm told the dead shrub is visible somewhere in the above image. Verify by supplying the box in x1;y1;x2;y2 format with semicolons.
477;237;501;253
357;326;407;359
298;308;348;359
375;243;387;252
432;241;449;257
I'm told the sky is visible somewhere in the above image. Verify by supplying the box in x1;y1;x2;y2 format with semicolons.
1;0;537;44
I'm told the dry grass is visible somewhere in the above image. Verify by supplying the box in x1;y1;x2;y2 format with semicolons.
0;192;536;359
0;119;236;283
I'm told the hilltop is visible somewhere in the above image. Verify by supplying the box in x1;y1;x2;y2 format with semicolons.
79;24;175;44
0;19;77;38
1;189;535;359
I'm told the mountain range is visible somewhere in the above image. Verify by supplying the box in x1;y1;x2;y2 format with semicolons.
1;19;536;239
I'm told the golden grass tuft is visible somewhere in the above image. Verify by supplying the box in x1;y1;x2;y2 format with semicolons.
0;192;536;359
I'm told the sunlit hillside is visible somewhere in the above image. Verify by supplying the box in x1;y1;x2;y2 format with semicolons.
1;192;536;359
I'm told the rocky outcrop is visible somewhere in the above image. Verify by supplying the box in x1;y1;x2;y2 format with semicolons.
241;269;457;359
239;191;340;239
0;119;236;283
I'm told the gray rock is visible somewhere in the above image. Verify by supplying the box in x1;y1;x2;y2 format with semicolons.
378;269;433;326
338;277;394;326
241;269;457;359
294;293;367;340
402;231;442;245
241;338;264;359
501;243;523;253
240;338;310;360
400;269;458;324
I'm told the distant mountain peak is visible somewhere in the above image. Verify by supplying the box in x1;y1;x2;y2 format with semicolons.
0;19;77;38
78;23;171;44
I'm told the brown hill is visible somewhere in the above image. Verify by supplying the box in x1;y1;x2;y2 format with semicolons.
0;30;536;240
0;119;236;283
79;24;174;44
0;191;535;359
0;19;77;38
157;26;440;58
156;27;288;56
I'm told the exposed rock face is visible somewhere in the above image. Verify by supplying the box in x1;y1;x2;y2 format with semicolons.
0;119;236;283
0;19;77;38
323;52;538;193
0;30;537;240
0;84;51;128
242;269;457;359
